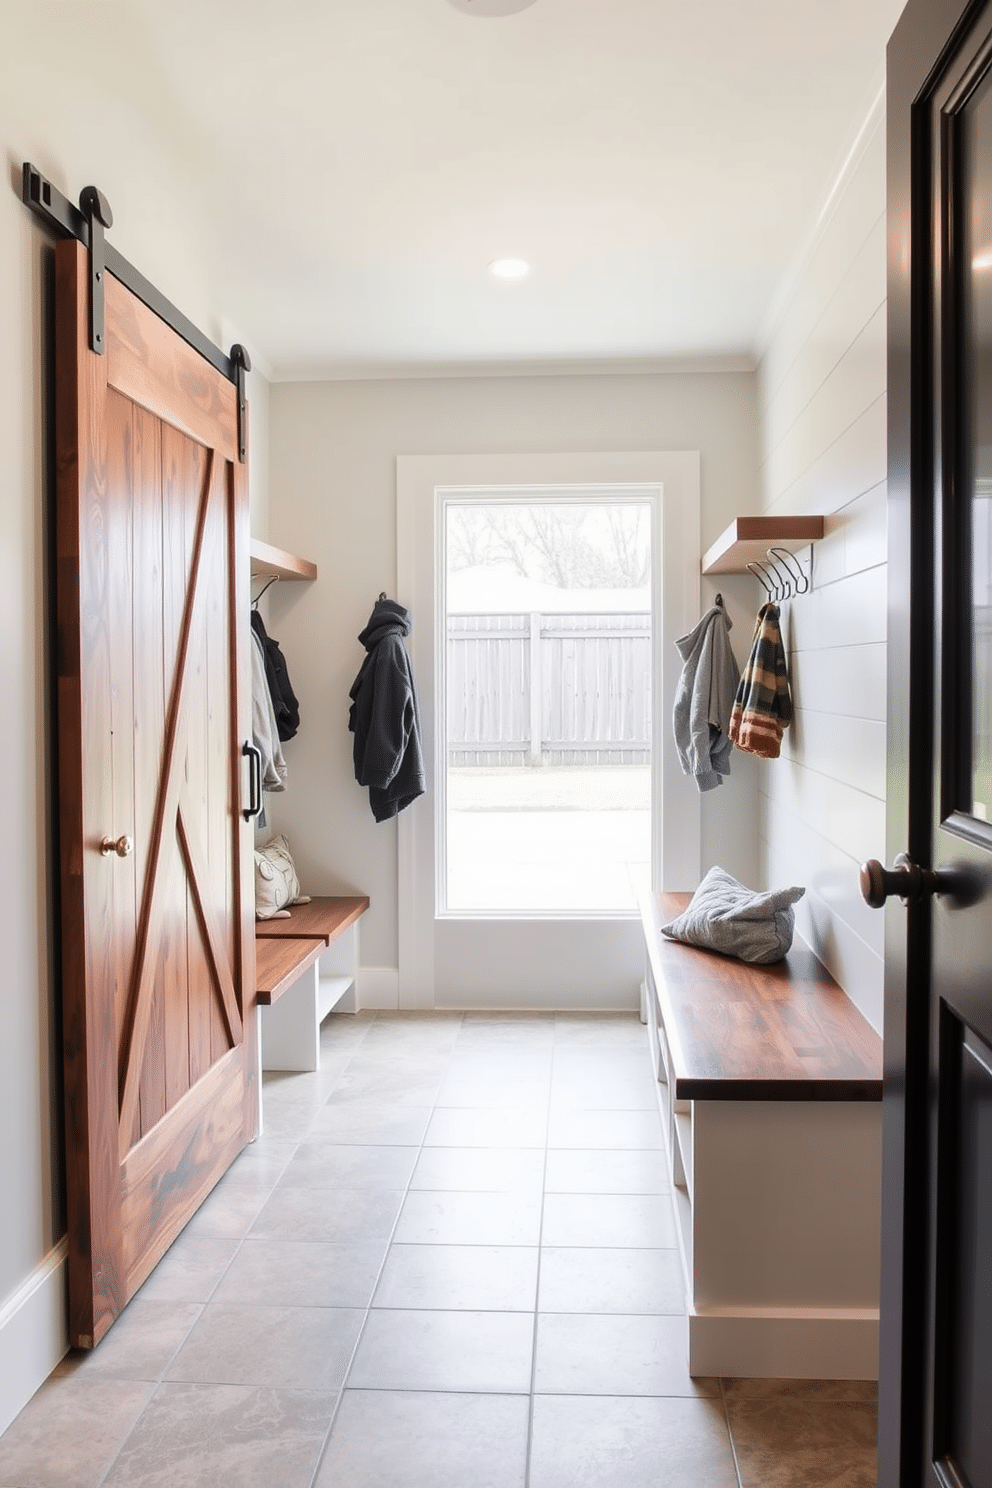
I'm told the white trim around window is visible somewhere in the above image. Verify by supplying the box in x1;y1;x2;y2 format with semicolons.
396;450;701;1011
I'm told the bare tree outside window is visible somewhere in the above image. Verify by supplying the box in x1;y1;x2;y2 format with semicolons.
447;502;650;590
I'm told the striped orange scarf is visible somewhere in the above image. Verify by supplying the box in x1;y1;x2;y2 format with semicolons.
729;603;792;759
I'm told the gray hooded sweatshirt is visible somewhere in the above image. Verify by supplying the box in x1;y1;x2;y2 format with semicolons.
672;602;740;792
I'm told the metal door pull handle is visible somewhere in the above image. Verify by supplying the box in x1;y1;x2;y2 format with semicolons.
100;834;133;858
242;741;263;820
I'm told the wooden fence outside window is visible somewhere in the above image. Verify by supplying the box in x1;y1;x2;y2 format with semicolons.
446;611;651;767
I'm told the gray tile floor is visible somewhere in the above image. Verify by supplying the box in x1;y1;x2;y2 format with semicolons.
0;1011;878;1487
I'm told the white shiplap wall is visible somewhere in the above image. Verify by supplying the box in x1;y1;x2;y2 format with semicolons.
757;103;887;1033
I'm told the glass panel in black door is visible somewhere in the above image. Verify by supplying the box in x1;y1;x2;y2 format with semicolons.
930;48;992;1488
963;67;992;822
943;1026;992;1486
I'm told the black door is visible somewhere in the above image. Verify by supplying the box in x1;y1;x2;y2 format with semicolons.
882;1;992;1483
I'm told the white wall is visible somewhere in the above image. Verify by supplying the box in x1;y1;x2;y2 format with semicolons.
0;9;269;1430
246;363;271;542
756;102;887;1033
267;371;761;977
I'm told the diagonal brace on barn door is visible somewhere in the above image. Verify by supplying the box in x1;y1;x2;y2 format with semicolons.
177;799;243;1050
117;448;239;1149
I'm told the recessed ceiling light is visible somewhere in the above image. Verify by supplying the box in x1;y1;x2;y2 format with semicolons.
489;257;532;281
447;0;537;16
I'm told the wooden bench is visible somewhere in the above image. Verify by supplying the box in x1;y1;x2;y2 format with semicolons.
640;890;883;1381
255;895;369;1073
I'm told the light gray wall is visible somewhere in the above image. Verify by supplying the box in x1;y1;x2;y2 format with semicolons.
266;370;762;972
756;105;887;1033
0;9;269;1428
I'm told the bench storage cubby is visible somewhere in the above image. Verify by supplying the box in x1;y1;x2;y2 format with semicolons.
255;895;369;1073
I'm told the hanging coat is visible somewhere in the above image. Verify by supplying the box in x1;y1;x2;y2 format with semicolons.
250;609;300;741
250;628;287;791
348;598;425;822
672;600;740;792
729;602;792;759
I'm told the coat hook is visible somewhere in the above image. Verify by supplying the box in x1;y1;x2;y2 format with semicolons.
763;553;792;601
767;545;808;596
251;574;279;607
763;550;794;601
746;560;777;600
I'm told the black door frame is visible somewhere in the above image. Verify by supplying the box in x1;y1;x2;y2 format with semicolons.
882;1;989;1482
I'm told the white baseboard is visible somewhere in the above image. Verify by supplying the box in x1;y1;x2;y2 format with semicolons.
353;971;642;1015
356;967;399;1010
350;968;646;1016
689;1307;879;1380
0;1240;68;1435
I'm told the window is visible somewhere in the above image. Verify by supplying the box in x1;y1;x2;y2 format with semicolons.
395;450;700;1011
442;496;652;914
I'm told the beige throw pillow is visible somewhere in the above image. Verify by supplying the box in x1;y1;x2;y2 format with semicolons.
253;834;311;920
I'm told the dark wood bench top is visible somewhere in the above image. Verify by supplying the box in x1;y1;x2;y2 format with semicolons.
642;891;883;1102
254;894;370;946
255;937;326;1006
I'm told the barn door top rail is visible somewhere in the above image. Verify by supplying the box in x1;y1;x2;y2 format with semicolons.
21;162;251;461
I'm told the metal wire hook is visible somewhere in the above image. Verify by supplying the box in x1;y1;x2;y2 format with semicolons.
767;545;808;596
746;560;778;601
251;574;279;607
763;550;795;601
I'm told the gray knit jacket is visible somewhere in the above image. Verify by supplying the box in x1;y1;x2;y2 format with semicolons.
672;602;740;792
348;599;425;822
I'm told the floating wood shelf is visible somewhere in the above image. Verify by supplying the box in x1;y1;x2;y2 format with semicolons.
250;538;318;582
701;516;824;575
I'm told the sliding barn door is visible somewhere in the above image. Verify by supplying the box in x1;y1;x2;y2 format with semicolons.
55;237;257;1348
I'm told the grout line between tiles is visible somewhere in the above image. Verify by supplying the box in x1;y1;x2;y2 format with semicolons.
85;1089;322;1488
90;1295;215;1488
37;1011;719;1488
304;1008;468;1488
86;1081;333;1488
719;1376;747;1488
522;1014;559;1488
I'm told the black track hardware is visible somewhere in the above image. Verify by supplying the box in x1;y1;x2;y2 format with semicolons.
78;184;112;355
231;344;252;464
20;163;251;462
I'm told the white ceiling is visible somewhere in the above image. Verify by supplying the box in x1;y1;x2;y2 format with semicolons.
126;0;905;379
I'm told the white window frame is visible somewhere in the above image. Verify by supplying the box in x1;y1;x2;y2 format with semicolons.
397;451;701;1009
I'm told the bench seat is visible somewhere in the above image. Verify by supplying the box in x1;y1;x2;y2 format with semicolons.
640;889;883;1381
255;895;369;1073
255;937;325;1007
642;891;882;1100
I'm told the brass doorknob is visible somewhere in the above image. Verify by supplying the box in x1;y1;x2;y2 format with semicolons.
860;852;937;907
100;834;133;858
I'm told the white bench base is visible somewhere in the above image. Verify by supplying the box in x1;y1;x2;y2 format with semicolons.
259;918;362;1074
